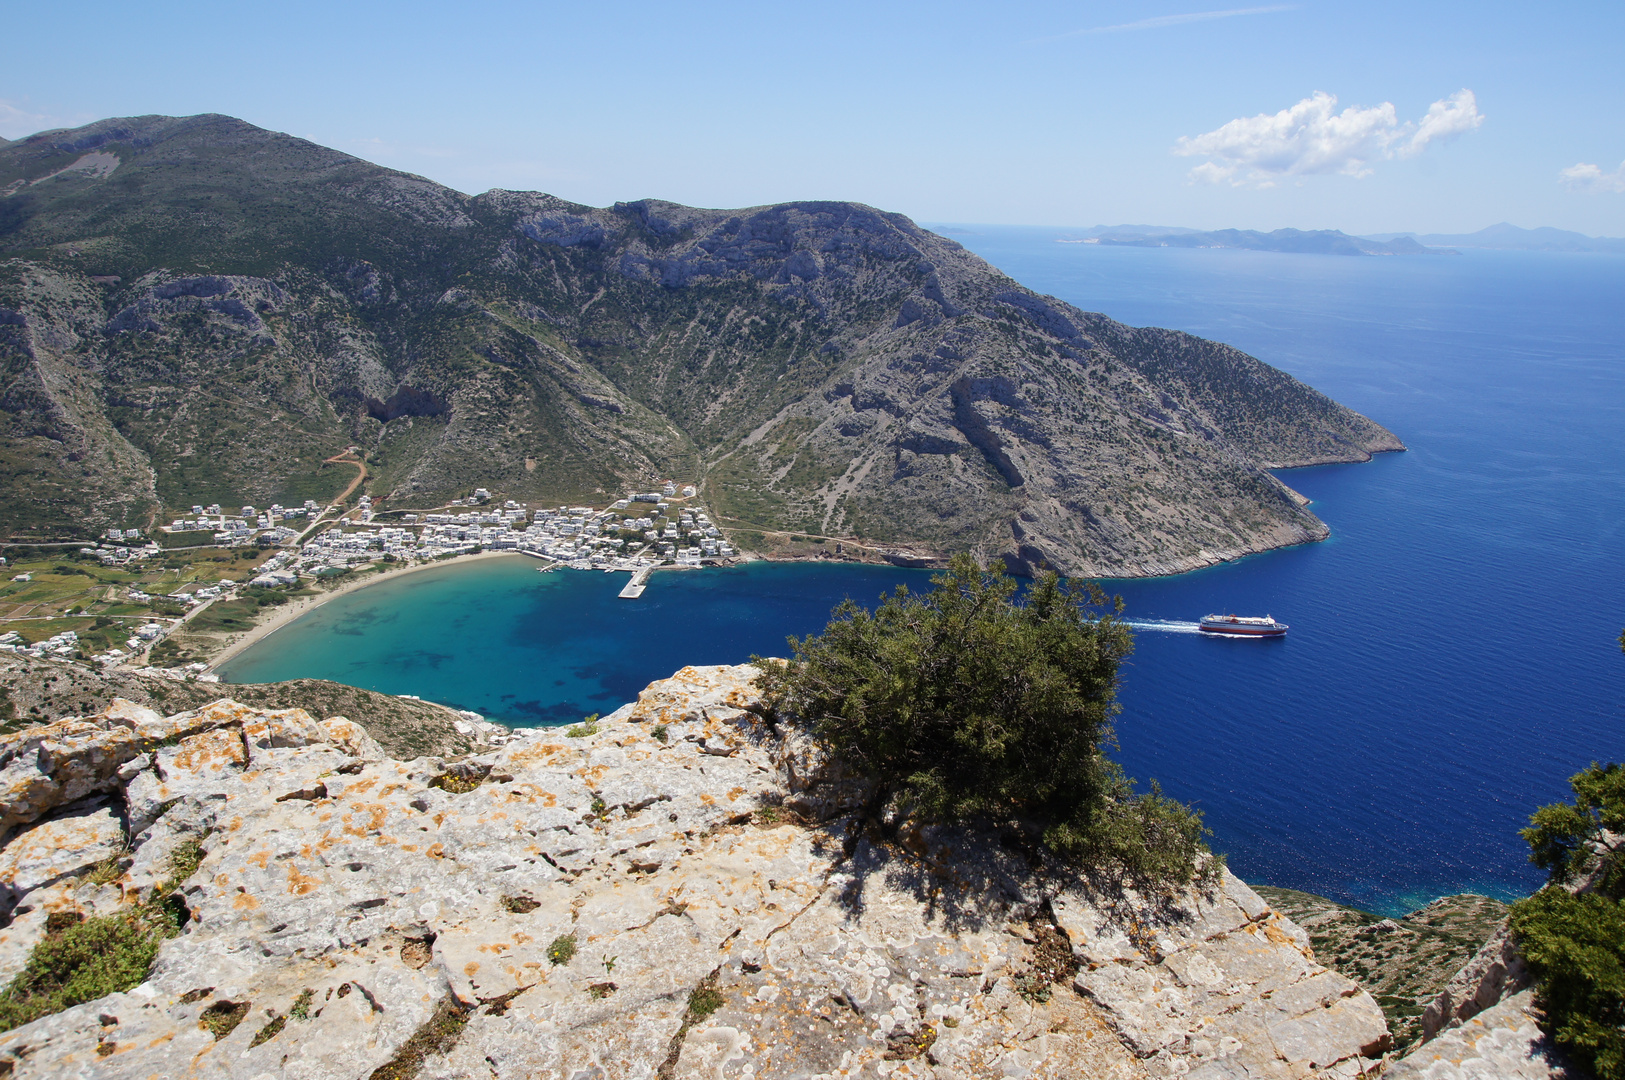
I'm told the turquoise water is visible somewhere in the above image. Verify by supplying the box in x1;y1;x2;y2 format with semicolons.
222;558;935;725
222;237;1625;915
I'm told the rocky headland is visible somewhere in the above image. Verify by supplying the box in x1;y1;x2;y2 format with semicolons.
0;114;1401;576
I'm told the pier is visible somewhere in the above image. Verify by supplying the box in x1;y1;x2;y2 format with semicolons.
618;566;653;599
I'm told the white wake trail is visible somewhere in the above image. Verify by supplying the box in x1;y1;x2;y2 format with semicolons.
1125;620;1204;634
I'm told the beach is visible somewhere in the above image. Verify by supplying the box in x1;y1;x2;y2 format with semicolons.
200;550;525;672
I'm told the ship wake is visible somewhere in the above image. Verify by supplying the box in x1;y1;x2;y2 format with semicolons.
1125;620;1204;634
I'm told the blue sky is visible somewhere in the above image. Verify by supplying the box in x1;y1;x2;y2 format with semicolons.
4;1;1622;235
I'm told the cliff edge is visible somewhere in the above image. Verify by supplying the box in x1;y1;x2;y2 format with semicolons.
0;664;1391;1078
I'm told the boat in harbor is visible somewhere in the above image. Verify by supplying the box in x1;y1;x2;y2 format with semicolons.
1199;614;1288;638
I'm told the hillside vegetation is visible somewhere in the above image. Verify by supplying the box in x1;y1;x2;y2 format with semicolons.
1256;887;1510;1051
0;114;1401;575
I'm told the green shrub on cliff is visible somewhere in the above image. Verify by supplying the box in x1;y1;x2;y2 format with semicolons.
0;904;182;1034
757;553;1219;890
1510;761;1625;1080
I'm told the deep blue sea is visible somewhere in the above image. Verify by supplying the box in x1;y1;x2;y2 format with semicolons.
221;233;1625;916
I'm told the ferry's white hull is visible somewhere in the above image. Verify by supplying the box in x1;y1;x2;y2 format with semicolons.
1199;615;1288;637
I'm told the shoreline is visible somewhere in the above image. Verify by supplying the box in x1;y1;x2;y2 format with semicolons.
195;513;1351;678
202;550;525;674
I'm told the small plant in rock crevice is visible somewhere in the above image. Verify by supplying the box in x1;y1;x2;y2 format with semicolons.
546;934;578;966
198;999;250;1040
165;833;209;887
249;1010;287;1047
686;983;724;1020
0;902;182;1034
82;855;126;886
429;771;484;794
287;988;315;1021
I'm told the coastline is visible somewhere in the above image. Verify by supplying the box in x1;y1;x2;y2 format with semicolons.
193;490;1359;678
202;550;525;674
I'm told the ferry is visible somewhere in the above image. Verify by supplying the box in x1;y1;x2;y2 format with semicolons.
1199;614;1288;638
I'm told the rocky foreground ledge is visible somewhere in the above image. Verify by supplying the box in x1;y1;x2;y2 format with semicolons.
0;665;1393;1079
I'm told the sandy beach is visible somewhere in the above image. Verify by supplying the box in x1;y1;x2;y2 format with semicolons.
201;550;526;673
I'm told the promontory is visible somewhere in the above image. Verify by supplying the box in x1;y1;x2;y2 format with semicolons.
0;114;1401;577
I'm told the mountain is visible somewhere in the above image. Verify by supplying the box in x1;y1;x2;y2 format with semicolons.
1366;223;1625;253
1071;227;1438;256
0;114;1402;577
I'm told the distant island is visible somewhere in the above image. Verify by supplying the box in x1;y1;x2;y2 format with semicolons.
1367;222;1625;253
1063;227;1438;256
1054;222;1625;256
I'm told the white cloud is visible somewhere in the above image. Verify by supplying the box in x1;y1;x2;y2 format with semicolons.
1174;89;1484;187
0;98;90;140
1051;5;1295;38
1560;161;1625;194
1403;89;1485;155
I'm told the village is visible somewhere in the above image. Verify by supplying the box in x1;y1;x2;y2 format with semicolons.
299;481;735;572
0;480;737;675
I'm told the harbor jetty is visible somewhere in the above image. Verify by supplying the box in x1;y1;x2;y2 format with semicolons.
618;566;652;599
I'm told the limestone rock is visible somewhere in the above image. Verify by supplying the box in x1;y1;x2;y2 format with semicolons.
320;715;385;761
1054;871;1388;1077
776;727;876;820
101;698;163;728
0;664;1392;1079
0;801;125;907
0;717;142;834
1419;920;1531;1042
1389;990;1583;1079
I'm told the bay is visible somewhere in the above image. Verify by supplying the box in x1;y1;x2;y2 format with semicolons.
222;234;1625;915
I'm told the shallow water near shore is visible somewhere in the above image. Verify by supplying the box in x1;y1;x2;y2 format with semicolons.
222;236;1625;916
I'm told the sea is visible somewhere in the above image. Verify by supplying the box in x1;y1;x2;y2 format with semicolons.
220;231;1625;916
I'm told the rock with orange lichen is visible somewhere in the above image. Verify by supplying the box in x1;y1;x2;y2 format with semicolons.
0;665;1392;1080
0;717;143;834
318;716;385;761
0;801;125;907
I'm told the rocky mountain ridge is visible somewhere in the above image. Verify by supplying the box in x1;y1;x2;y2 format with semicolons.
0;664;1403;1078
0;113;1401;576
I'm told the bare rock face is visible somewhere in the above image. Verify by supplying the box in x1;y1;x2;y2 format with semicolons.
0;666;1389;1078
1419;921;1531;1042
1390;990;1583;1080
0;718;144;835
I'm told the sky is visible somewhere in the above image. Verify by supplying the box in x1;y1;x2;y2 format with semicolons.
3;1;1622;236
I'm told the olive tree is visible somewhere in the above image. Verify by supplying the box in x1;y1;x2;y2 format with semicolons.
757;553;1219;889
